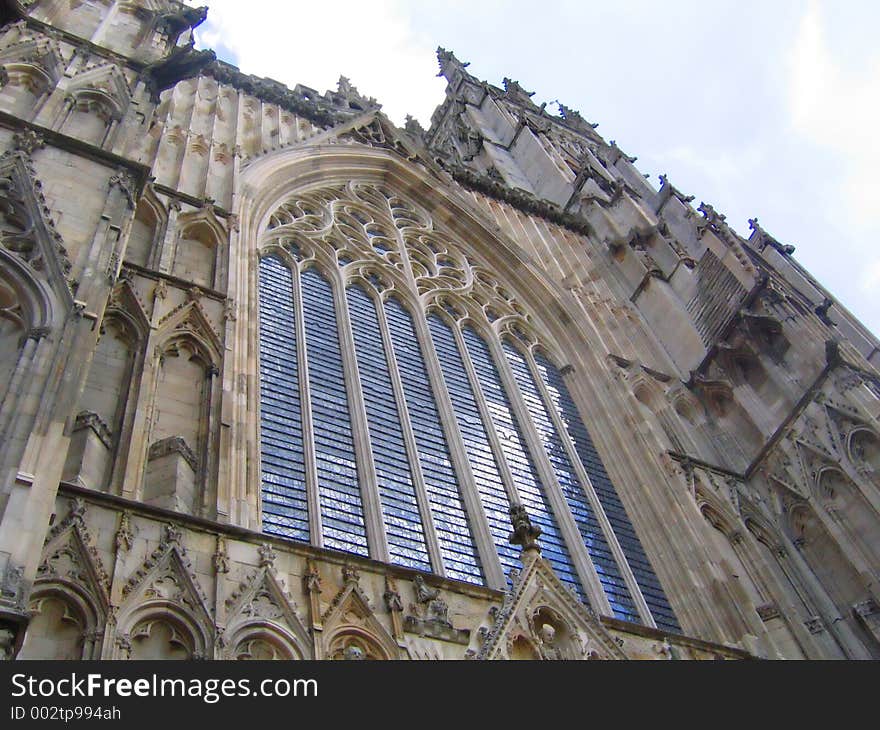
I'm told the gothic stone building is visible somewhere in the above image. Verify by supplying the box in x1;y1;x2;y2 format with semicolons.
0;0;878;662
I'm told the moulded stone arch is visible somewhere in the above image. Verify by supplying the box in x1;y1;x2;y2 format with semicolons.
222;550;311;660
234;142;698;625
784;499;869;619
321;573;400;661
116;526;213;658
847;428;880;477
235;145;590;361
123;609;204;660
0;257;52;398
154;299;223;367
18;583;100;659
126;186;167;267
0;150;76;313
227;624;303;660
172;207;227;290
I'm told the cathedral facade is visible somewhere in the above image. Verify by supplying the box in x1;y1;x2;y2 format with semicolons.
0;0;878;661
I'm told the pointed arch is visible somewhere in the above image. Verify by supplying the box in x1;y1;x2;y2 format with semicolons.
172;206;227;290
126;185;167;268
321;578;399;660
116;526;213;658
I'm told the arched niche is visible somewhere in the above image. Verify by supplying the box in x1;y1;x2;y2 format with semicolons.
0;62;54;119
171;218;223;290
0;255;53;416
229;625;302;661
143;337;211;513
118;599;211;661
698;498;768;613
507;634;541;660
128;617;193;660
787;502;867;616
64;314;140;490
62;90;119;147
18;584;102;660
848;429;880;479
327;630;390;661
126;192;165;267
529;605;579;660
817;468;880;567
0;276;26;399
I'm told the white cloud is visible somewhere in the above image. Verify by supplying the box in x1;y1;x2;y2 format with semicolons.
787;1;880;235
191;0;445;126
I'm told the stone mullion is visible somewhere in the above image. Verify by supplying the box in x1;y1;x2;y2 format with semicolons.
198;364;221;519
122;334;164;502
107;333;144;495
449;320;521;507
523;348;655;626
331;271;388;562
290;262;322;548
0;332;40;458
406;304;506;589
391;216;503;588
373;288;444;575
484;334;612;614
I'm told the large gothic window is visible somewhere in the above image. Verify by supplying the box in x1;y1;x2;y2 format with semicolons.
256;182;679;630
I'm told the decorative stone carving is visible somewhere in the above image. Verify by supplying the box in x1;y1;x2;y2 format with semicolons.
477;554;628;660
509;504;542;552
212;536;229;574
115;511;133;553
37;499;110;603
404;576;469;645
121;523;210;620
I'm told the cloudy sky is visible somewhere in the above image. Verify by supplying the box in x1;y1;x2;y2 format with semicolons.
189;0;880;338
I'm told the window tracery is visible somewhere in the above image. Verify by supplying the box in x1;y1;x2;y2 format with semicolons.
256;181;678;628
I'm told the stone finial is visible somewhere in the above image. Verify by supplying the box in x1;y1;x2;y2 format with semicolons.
342;563;360;585
258;543;276;568
413;574;439;604
383;576;403;613
436;47;470;78
304;559;321;594
404;115;426;139
508;504;541;553
162;522;182;547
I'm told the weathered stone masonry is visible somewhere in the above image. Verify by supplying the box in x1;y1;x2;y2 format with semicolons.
0;0;878;661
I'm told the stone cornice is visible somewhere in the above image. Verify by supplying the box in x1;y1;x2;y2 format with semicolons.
57;481;505;604
0;112;152;192
202;61;377;131
445;163;596;237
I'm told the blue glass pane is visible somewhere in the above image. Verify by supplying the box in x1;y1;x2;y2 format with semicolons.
504;342;640;623
258;256;309;543
534;352;681;632
301;268;368;556
384;298;483;584
461;326;584;599
347;285;431;571
428;315;519;581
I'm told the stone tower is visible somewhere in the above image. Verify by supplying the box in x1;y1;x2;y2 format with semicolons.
0;0;877;661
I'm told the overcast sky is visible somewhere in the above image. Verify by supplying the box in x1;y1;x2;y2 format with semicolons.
189;0;880;339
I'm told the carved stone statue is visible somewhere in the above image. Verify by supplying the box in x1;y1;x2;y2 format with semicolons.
413;575;439;604
509;504;542;552
0;626;16;660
